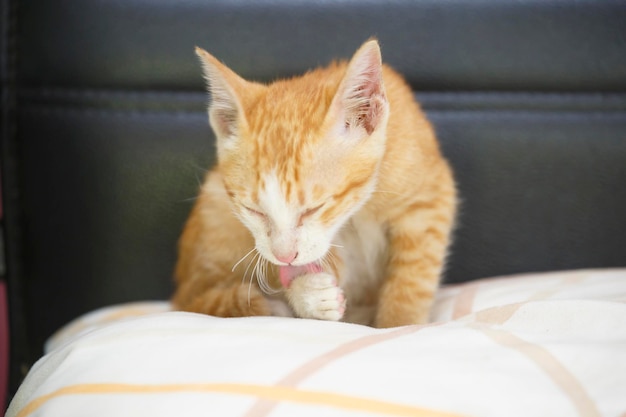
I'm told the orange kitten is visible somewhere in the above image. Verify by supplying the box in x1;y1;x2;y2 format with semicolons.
172;39;456;327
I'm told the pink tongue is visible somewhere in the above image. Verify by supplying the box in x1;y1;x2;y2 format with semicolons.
279;263;322;288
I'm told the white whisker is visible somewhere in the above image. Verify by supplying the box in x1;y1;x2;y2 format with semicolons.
247;251;264;306
247;272;252;307
323;249;340;276
320;258;329;273
261;258;269;289
257;256;280;295
249;255;260;305
189;161;209;184
242;250;260;286
319;253;331;274
179;196;199;203
256;257;264;289
232;247;257;272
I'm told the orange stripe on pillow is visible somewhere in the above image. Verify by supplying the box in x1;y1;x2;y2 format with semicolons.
451;281;481;319
16;382;465;417
476;326;601;417
243;322;444;417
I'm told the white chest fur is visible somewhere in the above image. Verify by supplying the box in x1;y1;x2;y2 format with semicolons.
335;209;389;324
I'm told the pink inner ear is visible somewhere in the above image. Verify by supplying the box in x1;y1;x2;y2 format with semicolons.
341;46;387;135
212;108;238;137
361;92;386;135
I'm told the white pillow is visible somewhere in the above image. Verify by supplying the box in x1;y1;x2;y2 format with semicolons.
8;269;626;417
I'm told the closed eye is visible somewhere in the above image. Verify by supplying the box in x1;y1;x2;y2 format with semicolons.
298;203;324;226
244;206;266;218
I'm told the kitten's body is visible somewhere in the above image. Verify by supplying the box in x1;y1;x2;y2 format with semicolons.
173;40;456;327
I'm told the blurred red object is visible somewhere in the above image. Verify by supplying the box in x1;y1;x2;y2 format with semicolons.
0;280;7;411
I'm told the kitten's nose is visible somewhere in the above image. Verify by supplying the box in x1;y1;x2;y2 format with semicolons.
275;251;298;264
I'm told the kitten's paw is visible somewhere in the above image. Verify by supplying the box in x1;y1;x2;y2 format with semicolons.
286;273;346;321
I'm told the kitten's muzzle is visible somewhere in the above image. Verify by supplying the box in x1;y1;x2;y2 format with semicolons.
274;251;298;265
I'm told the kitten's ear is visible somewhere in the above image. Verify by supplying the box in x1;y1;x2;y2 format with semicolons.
330;39;389;136
195;47;249;142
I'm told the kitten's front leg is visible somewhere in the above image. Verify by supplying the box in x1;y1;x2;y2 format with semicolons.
376;181;456;328
285;272;346;321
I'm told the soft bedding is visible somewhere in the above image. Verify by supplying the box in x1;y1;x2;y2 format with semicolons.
7;269;626;417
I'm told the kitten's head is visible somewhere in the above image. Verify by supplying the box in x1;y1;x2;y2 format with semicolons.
196;40;389;267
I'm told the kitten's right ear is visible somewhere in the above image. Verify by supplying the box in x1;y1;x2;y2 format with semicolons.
326;40;389;139
195;47;249;143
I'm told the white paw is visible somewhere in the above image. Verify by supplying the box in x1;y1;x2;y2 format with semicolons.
286;273;346;321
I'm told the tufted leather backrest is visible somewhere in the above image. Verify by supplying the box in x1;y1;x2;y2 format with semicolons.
2;0;626;395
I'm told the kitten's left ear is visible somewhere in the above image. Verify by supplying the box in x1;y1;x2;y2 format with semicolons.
330;39;389;136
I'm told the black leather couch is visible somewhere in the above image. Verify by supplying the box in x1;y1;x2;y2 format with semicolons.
2;0;625;404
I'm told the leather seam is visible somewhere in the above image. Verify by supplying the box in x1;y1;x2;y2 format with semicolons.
19;105;206;119
19;105;626;120
18;87;626;100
